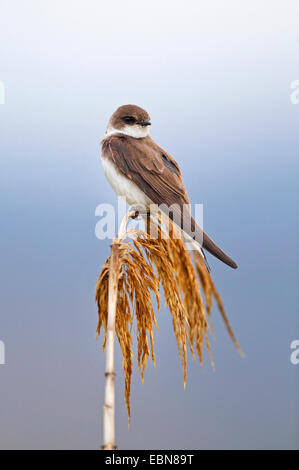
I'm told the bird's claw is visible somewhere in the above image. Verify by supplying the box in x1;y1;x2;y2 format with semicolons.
129;205;148;219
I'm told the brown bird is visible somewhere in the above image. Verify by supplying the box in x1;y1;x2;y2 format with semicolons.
101;104;238;270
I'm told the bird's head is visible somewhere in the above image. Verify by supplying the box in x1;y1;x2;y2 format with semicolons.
106;104;151;138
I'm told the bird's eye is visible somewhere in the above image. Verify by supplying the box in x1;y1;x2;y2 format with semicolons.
123;116;135;124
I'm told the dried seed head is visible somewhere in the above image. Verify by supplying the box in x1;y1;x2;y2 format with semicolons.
96;215;241;422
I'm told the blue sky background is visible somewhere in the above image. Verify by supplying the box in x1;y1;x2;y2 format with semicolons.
0;0;298;449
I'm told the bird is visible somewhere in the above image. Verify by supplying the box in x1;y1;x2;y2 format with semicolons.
101;104;238;270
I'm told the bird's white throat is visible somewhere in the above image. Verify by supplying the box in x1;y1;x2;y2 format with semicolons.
106;124;150;139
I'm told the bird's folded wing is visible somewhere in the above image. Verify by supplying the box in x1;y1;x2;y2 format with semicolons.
102;134;237;269
103;134;189;206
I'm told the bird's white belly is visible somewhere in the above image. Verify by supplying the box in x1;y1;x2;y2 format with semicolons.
101;157;152;207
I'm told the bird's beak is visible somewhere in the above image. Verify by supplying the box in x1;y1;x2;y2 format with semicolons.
138;120;151;126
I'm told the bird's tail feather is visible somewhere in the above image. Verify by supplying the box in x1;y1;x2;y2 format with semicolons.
162;206;238;270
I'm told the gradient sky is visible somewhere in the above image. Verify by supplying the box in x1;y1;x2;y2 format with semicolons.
0;0;298;449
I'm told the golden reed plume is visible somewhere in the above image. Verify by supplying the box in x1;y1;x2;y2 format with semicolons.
96;210;242;427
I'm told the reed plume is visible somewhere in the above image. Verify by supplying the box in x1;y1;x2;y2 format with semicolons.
96;208;241;444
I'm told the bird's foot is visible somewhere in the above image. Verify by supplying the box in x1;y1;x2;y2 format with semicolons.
129;205;149;219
